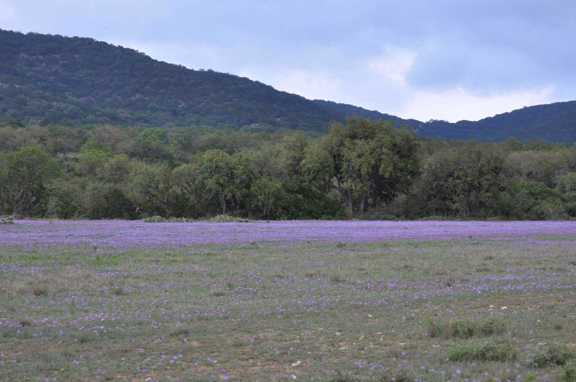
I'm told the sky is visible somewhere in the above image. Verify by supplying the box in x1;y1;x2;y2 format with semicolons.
1;0;575;122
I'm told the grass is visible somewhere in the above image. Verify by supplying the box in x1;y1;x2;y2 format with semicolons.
426;318;507;339
447;342;518;362
1;234;576;380
530;345;576;368
561;362;576;382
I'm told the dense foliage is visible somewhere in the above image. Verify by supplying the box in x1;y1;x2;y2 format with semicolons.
0;29;381;131
3;29;576;142
1;119;576;220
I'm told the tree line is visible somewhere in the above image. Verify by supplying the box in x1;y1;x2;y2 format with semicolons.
1;119;576;220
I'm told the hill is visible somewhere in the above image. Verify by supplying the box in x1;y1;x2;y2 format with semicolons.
1;28;576;141
0;29;338;130
419;101;576;142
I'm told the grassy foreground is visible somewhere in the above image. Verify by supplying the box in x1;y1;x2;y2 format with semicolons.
1;237;576;381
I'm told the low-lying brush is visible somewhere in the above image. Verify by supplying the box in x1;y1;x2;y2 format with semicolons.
143;215;250;223
32;286;49;297
530;345;576;368
143;216;192;223
560;362;576;382
327;371;415;382
169;328;191;337
426;318;507;339
209;214;250;223
448;342;518;362
0;215;14;224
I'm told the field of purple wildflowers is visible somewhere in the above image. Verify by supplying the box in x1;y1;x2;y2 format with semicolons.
1;220;576;381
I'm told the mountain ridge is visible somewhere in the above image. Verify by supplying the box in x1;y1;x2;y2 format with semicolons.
1;28;576;142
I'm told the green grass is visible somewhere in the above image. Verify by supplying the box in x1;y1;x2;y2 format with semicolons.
426;318;507;339
530;345;576;368
447;342;518;362
560;362;576;382
1;236;576;380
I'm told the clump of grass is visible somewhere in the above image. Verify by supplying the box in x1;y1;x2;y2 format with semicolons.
330;274;347;284
427;318;507;339
77;335;94;344
326;371;415;382
560;362;576;382
305;271;322;278
209;215;249;223
530;345;576;368
144;216;194;223
32;286;49;297
111;287;126;296
143;215;167;223
448;342;518;362
169;328;191;337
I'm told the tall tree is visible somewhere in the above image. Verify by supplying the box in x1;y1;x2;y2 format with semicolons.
307;119;419;217
0;146;59;215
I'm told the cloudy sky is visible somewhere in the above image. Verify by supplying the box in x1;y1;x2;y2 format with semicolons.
1;0;575;122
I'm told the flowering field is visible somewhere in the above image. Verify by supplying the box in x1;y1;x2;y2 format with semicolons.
1;220;576;381
3;219;576;248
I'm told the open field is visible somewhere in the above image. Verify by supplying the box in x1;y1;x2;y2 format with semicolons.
3;220;576;248
1;221;576;381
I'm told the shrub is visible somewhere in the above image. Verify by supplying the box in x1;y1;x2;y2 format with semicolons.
326;371;415;382
209;214;249;222
530;345;576;368
32;286;49;297
111;287;126;296
560;362;576;382
46;181;82;218
169;328;191;337
427;318;506;339
448;342;518;362
143;215;167;223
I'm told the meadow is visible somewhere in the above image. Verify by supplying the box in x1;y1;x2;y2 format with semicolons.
1;220;576;381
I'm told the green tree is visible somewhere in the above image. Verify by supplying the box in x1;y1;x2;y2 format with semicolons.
307;119;419;217
128;163;173;216
82;181;135;219
46;179;83;219
410;147;508;218
194;150;242;215
556;172;576;217
0;146;59;216
250;176;284;218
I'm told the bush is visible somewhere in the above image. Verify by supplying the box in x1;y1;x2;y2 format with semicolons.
560;362;576;382
325;371;415;382
427;318;506;339
448;342;518;362
143;216;167;223
530;345;576;368
47;181;82;218
209;214;249;222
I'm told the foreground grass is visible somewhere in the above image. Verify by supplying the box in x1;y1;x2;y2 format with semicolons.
1;236;576;381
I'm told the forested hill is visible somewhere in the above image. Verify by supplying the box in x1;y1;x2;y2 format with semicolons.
0;29;347;130
2;28;576;142
419;101;576;142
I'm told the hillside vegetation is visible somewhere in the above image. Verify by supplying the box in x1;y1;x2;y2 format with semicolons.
2;120;576;220
2;29;576;141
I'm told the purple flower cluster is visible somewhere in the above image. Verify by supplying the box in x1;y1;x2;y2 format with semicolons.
1;219;576;248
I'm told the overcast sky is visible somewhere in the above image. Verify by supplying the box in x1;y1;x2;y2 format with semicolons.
1;0;575;122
